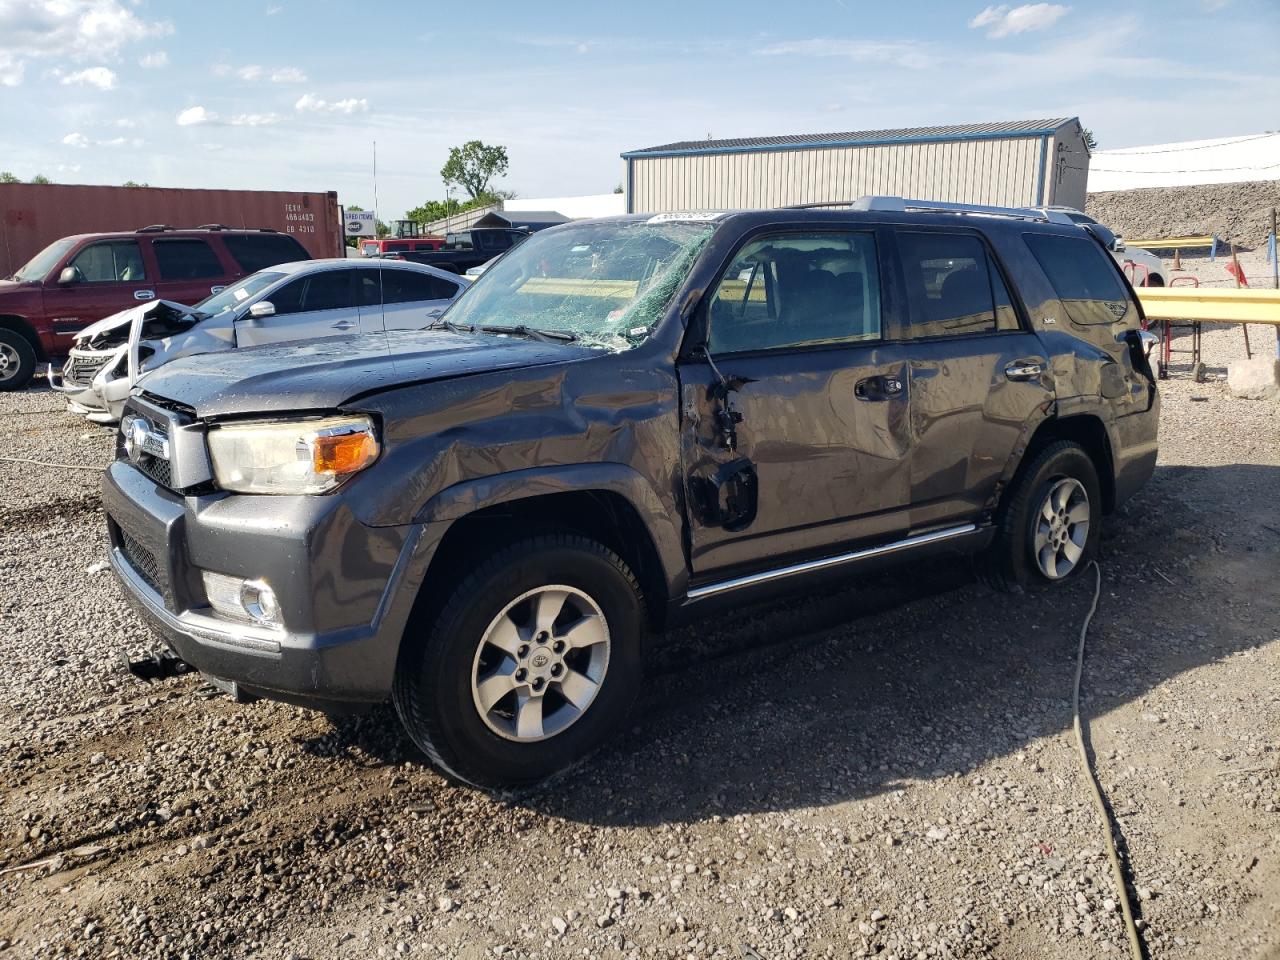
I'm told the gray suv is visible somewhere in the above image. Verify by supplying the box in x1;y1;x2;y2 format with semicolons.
103;198;1159;788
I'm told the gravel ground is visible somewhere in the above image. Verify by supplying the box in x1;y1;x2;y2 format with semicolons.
1;329;1277;960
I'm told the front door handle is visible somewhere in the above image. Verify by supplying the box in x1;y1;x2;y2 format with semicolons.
133;289;155;301
855;374;904;401
1004;359;1044;381
331;320;357;330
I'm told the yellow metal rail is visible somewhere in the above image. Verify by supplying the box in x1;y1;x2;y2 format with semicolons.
1125;235;1216;250
1137;286;1280;325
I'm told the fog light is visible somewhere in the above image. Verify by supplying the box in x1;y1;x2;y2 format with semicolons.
202;571;282;625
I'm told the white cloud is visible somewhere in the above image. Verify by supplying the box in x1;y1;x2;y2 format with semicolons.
228;113;281;126
271;66;307;83
237;64;264;81
295;93;369;114
177;105;281;127
177;105;214;126
0;0;171;86
266;4;283;13
756;39;934;70
115;118;137;128
60;66;118;89
62;131;141;148
139;51;169;69
969;3;1069;38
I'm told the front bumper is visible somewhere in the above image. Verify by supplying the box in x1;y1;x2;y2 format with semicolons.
48;348;130;424
102;460;437;707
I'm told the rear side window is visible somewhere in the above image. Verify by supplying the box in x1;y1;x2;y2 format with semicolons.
223;234;309;273
477;231;512;252
896;232;1016;338
379;269;459;304
1024;233;1135;326
708;231;882;354
68;240;145;282
153;239;223;279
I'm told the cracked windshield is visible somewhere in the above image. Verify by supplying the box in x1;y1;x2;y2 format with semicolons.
442;219;715;350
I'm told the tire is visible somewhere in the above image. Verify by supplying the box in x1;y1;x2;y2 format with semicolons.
979;440;1102;591
0;328;37;391
393;534;645;789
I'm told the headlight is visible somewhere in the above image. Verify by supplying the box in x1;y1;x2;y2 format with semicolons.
207;415;379;494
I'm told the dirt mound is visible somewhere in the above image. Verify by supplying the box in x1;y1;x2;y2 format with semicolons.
1086;179;1280;248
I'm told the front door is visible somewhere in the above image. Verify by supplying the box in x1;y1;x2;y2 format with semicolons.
43;239;152;348
235;268;362;346
678;228;915;577
889;228;1055;528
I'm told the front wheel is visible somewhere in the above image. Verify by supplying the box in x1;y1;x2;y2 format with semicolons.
393;534;645;789
0;329;37;391
980;440;1102;590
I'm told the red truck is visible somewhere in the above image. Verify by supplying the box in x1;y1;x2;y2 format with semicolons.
0;226;309;390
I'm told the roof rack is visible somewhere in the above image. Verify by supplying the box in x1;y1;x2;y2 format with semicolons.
196;223;230;231
135;224;175;233
788;195;1075;224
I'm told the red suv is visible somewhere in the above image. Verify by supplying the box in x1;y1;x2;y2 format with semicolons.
0;226;310;390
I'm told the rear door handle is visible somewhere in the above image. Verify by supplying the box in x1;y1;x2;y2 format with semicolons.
855;374;904;401
133;289;155;301
331;320;357;330
1004;359;1044;381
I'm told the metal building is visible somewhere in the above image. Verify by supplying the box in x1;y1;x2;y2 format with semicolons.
622;118;1089;214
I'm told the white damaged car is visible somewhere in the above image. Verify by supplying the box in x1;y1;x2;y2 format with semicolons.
51;258;470;423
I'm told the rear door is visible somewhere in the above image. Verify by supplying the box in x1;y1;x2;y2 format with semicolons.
42;238;153;343
235;267;361;346
150;237;230;305
889;228;1054;528
678;227;915;576
364;267;464;330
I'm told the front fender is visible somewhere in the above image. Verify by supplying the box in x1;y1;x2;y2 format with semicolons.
417;462;688;597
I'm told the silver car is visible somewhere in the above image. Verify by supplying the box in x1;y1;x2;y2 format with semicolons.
51;258;469;423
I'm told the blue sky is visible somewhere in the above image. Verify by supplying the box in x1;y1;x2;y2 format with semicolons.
1;0;1277;219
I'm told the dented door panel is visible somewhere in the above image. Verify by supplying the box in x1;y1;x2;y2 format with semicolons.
678;345;913;576
903;333;1054;529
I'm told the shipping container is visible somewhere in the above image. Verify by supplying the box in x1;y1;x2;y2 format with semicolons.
0;183;343;277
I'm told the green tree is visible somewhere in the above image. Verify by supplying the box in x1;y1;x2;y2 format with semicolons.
0;171;19;183
440;140;509;200
123;180;150;187
1082;128;1098;151
29;174;51;184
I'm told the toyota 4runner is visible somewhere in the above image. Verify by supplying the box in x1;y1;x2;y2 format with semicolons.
102;198;1159;788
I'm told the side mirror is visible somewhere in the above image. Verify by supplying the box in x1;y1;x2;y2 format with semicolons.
1112;236;1127;253
248;300;276;320
58;266;78;285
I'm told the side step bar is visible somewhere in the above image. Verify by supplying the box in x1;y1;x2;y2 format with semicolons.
686;524;977;601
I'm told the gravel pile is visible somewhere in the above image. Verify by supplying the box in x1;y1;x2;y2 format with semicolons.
1086;180;1280;248
1;358;1277;960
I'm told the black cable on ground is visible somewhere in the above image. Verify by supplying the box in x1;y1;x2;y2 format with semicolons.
1073;561;1145;960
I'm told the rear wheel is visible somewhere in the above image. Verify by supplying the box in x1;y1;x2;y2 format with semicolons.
393;534;645;789
980;440;1101;590
0;328;37;391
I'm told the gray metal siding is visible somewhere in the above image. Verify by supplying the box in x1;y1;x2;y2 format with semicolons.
628;137;1049;213
1047;126;1090;210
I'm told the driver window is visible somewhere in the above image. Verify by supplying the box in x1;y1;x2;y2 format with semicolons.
68;241;145;283
708;232;881;354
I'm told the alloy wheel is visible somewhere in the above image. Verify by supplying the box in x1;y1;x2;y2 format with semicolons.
1032;476;1090;579
470;585;611;742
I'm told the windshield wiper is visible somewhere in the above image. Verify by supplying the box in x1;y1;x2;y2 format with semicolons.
427;318;476;335
480;324;579;344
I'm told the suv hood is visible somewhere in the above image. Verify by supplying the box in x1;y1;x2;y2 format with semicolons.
138;328;597;418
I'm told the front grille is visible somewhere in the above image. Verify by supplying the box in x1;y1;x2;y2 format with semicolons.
119;527;164;595
136;453;173;489
65;354;112;385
